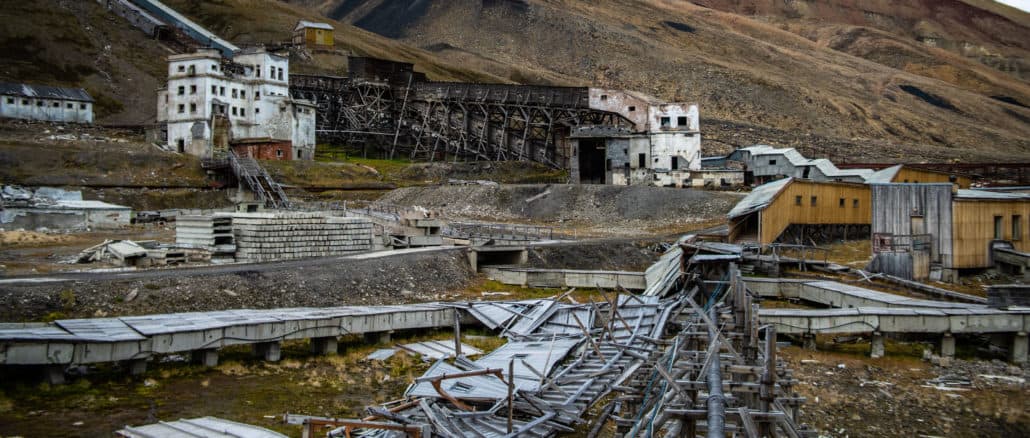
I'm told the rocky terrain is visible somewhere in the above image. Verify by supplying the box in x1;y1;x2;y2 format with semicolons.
379;184;741;234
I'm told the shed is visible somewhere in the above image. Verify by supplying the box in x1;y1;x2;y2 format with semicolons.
728;178;871;245
293;20;334;49
0;82;94;124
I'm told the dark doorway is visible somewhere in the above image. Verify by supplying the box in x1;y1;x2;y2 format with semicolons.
578;139;606;184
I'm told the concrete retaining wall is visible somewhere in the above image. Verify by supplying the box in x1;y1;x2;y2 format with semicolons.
482;267;646;290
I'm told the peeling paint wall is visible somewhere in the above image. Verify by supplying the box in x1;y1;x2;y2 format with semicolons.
0;96;93;124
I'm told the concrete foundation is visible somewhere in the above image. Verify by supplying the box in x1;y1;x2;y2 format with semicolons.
128;359;147;376
44;365;65;385
252;342;282;362
192;349;219;367
310;337;338;355
1011;332;1028;364
941;333;956;358
364;331;392;344
870;332;885;359
802;333;817;351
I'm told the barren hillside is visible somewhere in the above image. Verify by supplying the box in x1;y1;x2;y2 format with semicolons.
304;0;1030;161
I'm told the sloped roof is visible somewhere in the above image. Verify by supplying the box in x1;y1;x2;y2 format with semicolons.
955;189;1030;200
735;145;874;180
727;177;792;219
295;20;333;31
865;164;904;184
0;82;93;102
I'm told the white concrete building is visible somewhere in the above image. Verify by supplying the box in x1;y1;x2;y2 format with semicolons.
0;82;94;124
157;48;316;160
571;89;701;187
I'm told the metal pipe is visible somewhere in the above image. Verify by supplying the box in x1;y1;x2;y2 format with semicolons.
706;306;725;438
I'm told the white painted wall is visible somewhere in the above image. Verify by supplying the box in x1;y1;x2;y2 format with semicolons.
0;95;93;123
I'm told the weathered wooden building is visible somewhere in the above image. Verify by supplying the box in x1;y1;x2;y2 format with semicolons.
728;178;871;245
869;183;1030;281
293;21;334;49
0;82;94;124
727;145;873;186
866;164;972;188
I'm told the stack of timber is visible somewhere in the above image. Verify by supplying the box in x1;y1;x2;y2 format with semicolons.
175;214;236;255
232;213;373;262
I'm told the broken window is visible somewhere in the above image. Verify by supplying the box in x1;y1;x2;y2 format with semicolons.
995;216;1004;239
189;103;196;113
240;108;245;117
600;94;608;101
795;196;802;206
255;91;260;100
177;65;185;72
190;85;197;94
810;196;817;206
52;102;59;108
232;89;238;98
628;106;636;112
278;68;284;81
769;159;777;165
212;64;218;71
276;149;283;158
81;103;87;110
177;104;185;114
66;103;72;109
5;97;12;104
21;99;28;105
178;86;185;95
231;107;237;116
661;116;671;127
211;85;217;94
240;90;246;99
256;65;261;78
220;86;225;96
677;116;687;127
269;66;275;78
1014;215;1022;240
255;108;260;115
36;101;43;107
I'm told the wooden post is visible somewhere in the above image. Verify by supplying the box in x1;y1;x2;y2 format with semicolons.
453;308;462;357
507;358;515;433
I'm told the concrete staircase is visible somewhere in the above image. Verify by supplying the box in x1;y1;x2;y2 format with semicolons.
228;151;291;209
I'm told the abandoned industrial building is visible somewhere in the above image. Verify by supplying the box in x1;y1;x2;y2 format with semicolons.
0;82;94;124
2;1;1029;437
290;57;702;186
157;48;317;160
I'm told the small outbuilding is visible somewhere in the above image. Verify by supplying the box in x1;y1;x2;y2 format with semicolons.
293;20;334;49
0;82;94;124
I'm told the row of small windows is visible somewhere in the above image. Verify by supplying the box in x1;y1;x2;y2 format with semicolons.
4;97;87;109
177;63;285;81
177;103;255;117
794;195;860;208
994;215;1023;241
177;85;261;101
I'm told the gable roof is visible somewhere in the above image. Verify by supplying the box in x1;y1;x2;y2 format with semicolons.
865;164;904;184
295;20;333;31
0;82;93;102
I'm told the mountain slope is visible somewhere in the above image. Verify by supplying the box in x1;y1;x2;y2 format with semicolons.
305;0;1030;162
0;0;505;125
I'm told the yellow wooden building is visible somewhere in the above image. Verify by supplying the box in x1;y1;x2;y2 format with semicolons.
293;21;334;49
951;190;1030;269
866;164;972;188
728;178;871;245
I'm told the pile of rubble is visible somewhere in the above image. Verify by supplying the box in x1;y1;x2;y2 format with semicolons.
77;240;210;267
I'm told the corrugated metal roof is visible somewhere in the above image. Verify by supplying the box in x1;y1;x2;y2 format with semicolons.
727;177;792;218
0;82;93;102
406;360;512;400
399;341;483;359
865;165;903;184
295;20;334;30
474;338;581;391
116;416;288;438
955;189;1030;200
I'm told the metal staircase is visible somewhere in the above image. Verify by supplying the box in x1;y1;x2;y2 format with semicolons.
227;151;291;209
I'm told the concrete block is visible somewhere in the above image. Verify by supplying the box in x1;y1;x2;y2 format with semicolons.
128;359;147;376
364;331;392;345
1011;332;1028;364
941;333;955;358
44;365;65;385
191;349;219;367
252;342;281;362
870;332;885;359
310;337;338;355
